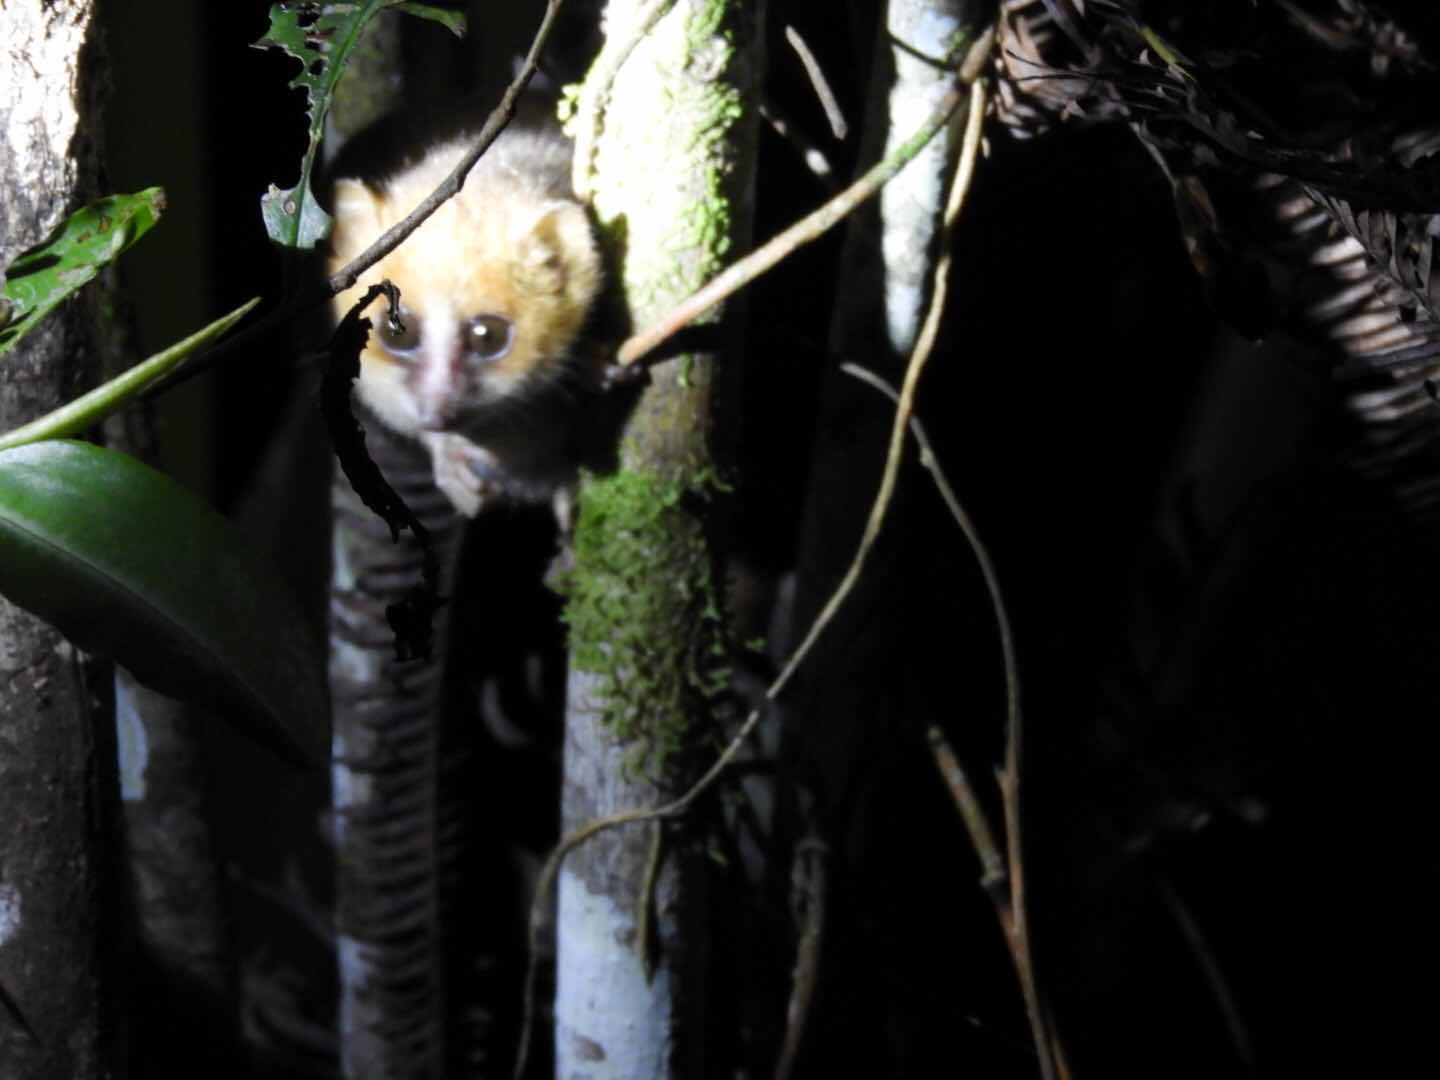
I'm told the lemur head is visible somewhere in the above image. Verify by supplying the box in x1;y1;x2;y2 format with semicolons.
328;137;602;435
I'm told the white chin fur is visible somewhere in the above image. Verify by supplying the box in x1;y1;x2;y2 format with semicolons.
355;362;424;435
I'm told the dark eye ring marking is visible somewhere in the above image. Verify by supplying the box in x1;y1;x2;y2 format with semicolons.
378;306;421;355
466;314;513;361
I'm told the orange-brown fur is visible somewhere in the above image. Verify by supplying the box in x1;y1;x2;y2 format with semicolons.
327;127;601;514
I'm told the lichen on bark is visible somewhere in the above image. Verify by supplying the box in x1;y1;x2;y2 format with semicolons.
561;465;731;776
561;0;758;774
555;2;762;1076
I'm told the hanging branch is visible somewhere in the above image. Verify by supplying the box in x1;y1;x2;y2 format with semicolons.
613;26;994;368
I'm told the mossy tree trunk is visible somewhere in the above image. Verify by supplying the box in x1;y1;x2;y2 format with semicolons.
0;3;115;1076
556;1;763;1076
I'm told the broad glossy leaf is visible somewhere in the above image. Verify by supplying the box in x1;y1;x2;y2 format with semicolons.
0;441;327;764
0;189;165;355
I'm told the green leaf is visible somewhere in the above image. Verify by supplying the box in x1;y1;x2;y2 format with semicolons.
259;179;335;252
0;297;260;453
0;441;328;765
391;2;467;35
0;188;165;355
253;1;464;251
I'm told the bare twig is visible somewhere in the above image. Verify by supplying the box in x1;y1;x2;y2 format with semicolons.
1160;879;1255;1067
846;364;1060;1070
634;821;665;981
614;25;995;368
773;833;828;1080
321;1;568;293
785;24;849;140
840;360;1021;918
926;725;1008;897
841;363;1019;759
151;0;569;396
759;98;838;188
775;67;988;728
839;65;1068;1079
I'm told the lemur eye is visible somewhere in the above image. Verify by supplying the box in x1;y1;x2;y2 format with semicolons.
465;314;513;361
378;307;421;354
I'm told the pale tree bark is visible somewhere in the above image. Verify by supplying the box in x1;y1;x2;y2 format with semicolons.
783;0;986;1070
0;2;114;1076
790;0;981;775
555;2;762;1077
322;17;463;1079
112;671;237;1073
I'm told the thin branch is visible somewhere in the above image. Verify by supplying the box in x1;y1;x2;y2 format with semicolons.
773;833;828;1080
785;24;849;140
1159;879;1255;1067
759;99;838;189
839;68;1067;1080
841;362;1019;765
773;67;988;739
613;25;995;368
151;0;569;396
634;820;665;981
322;2;567;293
926;725;1008;898
840;360;1023;931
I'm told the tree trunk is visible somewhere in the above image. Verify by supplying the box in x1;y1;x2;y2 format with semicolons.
555;2;763;1076
0;2;114;1076
783;0;984;1072
330;423;467;1080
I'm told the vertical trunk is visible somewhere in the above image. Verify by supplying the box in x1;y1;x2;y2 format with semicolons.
113;672;238;1073
0;2;113;1076
322;18;457;1078
555;2;763;1076
330;425;465;1079
790;0;978;786
783;0;983;1071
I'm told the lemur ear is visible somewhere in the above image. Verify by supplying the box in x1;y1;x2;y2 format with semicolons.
330;179;381;255
513;201;601;300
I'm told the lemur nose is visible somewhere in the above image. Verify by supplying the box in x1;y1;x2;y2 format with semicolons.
413;389;454;430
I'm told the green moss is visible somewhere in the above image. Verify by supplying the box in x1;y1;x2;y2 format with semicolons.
943;26;973;66
561;465;731;777
685;0;731;61
556;81;583;127
667;81;742;298
679;166;734;283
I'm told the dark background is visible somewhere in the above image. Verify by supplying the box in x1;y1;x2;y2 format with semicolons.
94;1;1440;1076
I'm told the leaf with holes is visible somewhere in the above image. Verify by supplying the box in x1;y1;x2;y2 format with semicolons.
0;441;328;765
0;189;165;355
254;0;466;251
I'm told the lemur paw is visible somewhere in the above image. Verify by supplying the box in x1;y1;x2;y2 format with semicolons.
599;360;650;392
421;432;502;518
